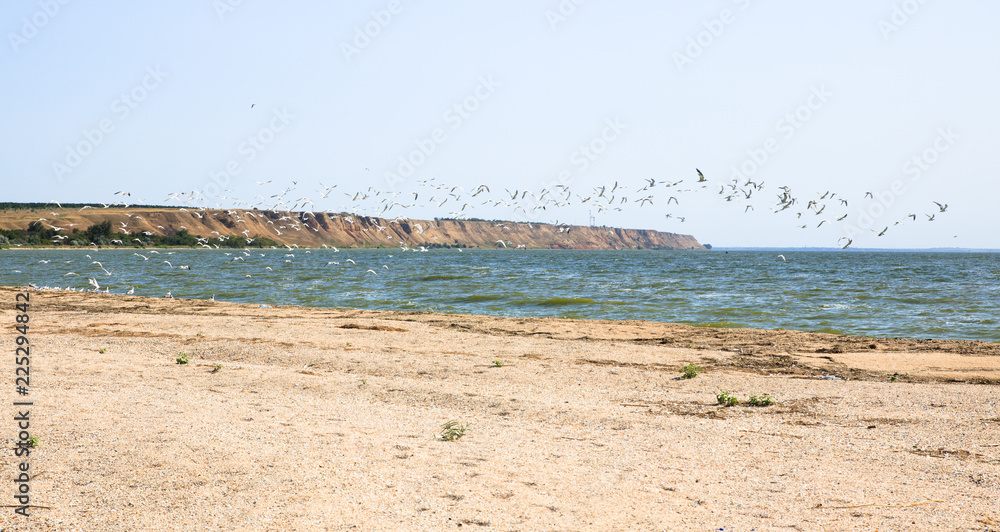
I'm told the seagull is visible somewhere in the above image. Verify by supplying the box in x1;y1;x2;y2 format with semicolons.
933;201;948;212
696;168;706;182
777;255;786;262
165;291;172;298
126;286;135;295
365;269;378;275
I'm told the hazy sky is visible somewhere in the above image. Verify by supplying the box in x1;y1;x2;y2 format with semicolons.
3;1;998;248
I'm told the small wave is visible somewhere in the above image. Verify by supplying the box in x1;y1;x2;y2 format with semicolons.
528;297;595;307
415;274;472;281
459;294;505;302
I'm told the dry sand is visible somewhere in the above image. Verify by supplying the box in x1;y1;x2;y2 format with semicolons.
1;285;998;531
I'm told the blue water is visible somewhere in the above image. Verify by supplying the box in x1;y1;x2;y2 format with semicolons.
3;248;999;342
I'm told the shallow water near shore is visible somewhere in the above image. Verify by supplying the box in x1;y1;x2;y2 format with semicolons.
4;248;999;342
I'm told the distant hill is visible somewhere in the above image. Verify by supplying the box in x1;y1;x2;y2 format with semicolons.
0;207;706;250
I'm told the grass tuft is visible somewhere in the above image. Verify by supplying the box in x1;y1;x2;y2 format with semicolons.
747;394;775;407
716;391;740;407
679;363;703;379
437;420;469;442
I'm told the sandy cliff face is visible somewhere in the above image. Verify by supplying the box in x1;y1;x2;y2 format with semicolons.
0;208;707;250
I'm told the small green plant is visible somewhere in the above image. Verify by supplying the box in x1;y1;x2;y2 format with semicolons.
890;375;898;382
679;363;703;379
210;363;222;373
716;391;740;407
99;348;107;354
26;436;39;448
747;394;775;407
176;353;190;365
492;359;504;367
437;420;469;441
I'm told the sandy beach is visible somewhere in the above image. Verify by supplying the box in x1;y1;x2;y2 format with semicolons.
2;285;998;531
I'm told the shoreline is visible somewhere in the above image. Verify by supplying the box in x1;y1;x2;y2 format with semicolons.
2;286;998;530
11;285;1000;381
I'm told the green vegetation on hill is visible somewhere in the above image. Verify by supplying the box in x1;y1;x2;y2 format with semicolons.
0;221;277;249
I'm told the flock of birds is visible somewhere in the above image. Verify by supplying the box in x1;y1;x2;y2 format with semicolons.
21;170;951;297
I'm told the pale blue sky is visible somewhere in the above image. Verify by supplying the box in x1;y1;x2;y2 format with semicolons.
3;1;998;248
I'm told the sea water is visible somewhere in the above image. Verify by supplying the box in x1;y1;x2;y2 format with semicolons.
3;248;998;342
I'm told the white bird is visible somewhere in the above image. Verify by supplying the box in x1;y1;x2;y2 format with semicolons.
933;201;948;212
777;255;786;262
365;269;378;275
126;286;135;295
165;290;172;298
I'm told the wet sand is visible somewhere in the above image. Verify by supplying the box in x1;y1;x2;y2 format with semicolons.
2;286;998;530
